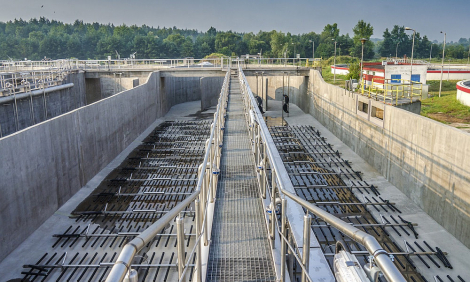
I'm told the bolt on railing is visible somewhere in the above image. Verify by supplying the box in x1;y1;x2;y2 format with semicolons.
238;66;406;282
105;71;229;282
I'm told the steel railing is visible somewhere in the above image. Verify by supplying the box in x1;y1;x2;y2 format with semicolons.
1;57;318;74
237;66;406;282
0;68;76;97
104;70;229;282
359;78;423;105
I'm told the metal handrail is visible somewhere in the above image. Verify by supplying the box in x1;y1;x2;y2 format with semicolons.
0;69;75;97
359;78;422;105
237;66;406;282
105;71;229;282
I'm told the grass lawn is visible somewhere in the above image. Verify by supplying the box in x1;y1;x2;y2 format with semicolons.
321;67;349;88
421;80;470;124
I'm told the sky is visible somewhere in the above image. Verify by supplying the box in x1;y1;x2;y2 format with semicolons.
0;0;469;42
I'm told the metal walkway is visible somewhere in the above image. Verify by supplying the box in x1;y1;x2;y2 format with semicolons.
206;71;277;282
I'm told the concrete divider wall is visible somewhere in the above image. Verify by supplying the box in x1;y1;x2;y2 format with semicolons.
201;77;225;109
246;76;308;110
0;70;219;261
296;69;470;247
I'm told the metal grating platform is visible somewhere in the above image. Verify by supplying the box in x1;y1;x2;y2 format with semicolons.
206;72;276;282
19;120;212;282
269;124;463;282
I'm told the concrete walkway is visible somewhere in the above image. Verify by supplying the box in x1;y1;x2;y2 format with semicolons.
206;72;277;282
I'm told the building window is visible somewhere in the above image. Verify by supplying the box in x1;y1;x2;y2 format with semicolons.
411;74;420;83
358;101;368;114
371;106;384;120
391;74;401;84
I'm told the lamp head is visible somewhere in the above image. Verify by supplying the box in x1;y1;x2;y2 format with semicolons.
360;38;368;44
405;27;412;30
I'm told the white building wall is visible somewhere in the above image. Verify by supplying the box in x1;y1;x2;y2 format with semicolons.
384;65;428;84
427;71;470;81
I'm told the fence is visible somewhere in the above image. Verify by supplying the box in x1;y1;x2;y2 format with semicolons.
359;78;422;105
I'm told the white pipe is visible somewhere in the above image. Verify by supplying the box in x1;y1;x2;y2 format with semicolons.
0;83;74;103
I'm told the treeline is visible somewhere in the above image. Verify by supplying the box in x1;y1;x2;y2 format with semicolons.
379;26;470;59
0;17;468;61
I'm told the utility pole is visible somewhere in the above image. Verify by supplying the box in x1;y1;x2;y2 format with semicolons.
405;27;416;82
360;38;368;89
439;31;446;98
429;43;433;62
309;40;315;66
332;39;337;82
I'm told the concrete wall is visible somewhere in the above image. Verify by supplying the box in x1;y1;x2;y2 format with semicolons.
289;69;470;247
201;77;225;109
0;72;86;137
0;70;223;261
246;75;308;111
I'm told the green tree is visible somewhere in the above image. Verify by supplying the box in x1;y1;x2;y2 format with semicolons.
181;38;194;57
215;31;241;56
350;20;374;59
380;28;393;57
346;61;360;80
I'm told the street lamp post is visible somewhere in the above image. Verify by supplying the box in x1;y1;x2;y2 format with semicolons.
429;43;433;62
309;40;315;60
448;59;450;81
284;43;288;66
332;39;337;82
467;46;469;66
405;27;416;84
309;40;315;66
439;31;446;98
395;42;400;59
360;38;368;89
292;42;296;66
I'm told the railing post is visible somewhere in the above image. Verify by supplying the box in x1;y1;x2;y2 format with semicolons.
262;143;267;199
271;170;276;248
203;172;209;246
195;200;202;282
198;164;206;234
176;214;185;281
281;199;287;282
212;161;217;203
301;214;311;282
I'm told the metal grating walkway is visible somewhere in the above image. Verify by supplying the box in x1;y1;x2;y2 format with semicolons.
206;72;277;282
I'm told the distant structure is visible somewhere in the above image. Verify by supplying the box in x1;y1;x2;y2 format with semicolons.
457;80;470;106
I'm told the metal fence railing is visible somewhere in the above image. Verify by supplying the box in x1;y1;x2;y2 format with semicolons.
359;78;423;105
1;57;318;73
0;69;76;97
238;66;406;282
